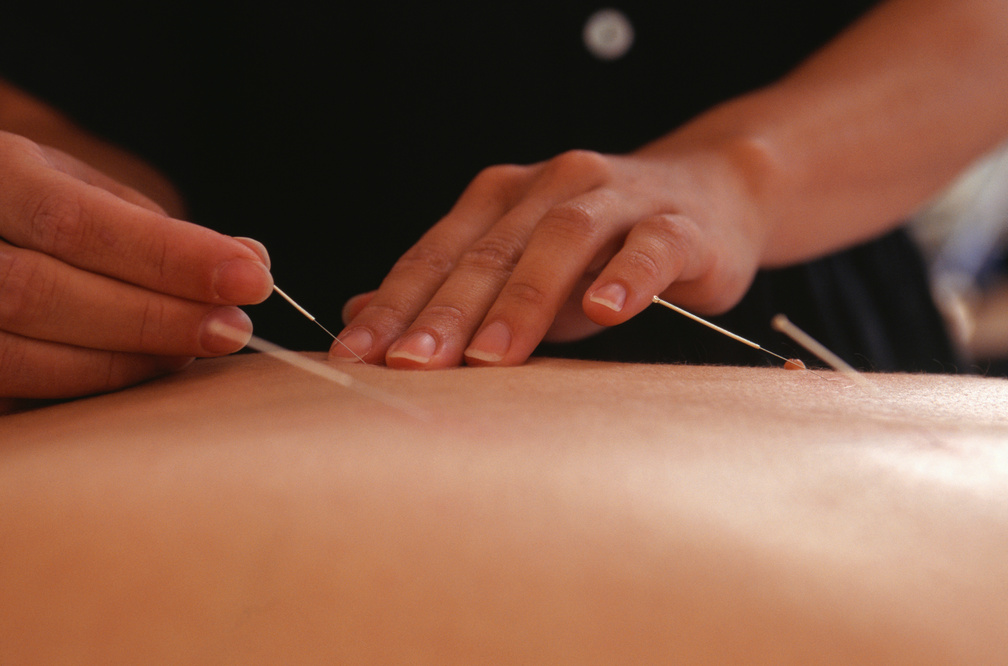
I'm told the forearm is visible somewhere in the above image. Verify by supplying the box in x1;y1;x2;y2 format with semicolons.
654;0;1008;266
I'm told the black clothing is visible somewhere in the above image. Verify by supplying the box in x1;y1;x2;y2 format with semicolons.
0;1;959;370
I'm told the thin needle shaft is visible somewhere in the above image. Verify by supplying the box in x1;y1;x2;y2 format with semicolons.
207;319;429;419
273;285;367;363
651;295;791;364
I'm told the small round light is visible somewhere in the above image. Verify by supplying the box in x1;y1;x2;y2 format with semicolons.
582;8;635;61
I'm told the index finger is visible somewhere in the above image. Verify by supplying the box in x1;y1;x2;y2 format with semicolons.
0;142;272;305
331;163;534;362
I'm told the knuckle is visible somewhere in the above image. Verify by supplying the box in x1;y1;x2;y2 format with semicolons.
620;245;666;282
100;354;118;392
0;248;55;327
458;233;523;275
417;302;469;329
539;200;602;239
25;191;87;255
100;353;148;393
621;214;698;281
545;149;611;183
140;232;171;285
641;214;696;260
0;336;28;389
468;163;529;199
358;298;419;329
136;298;168;349
472;163;525;187
502;278;550;310
389;243;456;281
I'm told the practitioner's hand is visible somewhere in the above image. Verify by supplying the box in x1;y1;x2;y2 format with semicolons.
333;135;771;368
0;131;274;402
338;0;1008;369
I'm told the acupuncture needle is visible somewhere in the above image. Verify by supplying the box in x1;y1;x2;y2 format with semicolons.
771;314;878;393
651;295;824;376
272;285;368;363
207;319;430;420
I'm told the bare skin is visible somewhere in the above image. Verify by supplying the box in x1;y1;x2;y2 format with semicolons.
3;355;1008;662
330;0;1008;368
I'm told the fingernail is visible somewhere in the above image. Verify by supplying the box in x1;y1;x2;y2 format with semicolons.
213;259;274;303
200;307;253;354
387;331;438;365
234;237;271;268
588;283;627;312
464;321;511;363
331;327;373;362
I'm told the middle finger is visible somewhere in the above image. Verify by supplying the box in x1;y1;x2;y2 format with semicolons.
0;240;252;356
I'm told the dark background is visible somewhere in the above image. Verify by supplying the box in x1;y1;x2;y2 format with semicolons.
4;1;918;366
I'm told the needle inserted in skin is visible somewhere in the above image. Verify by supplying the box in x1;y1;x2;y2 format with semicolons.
650;295;829;381
651;295;794;364
273;285;367;363
207;319;429;420
771;314;878;393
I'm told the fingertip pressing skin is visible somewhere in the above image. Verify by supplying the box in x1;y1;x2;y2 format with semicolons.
329;327;375;363
463;321;513;365
387;330;439;367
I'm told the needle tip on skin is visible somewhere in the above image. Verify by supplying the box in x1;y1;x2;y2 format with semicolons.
272;285;369;364
331;328;373;363
206;319;431;420
651;296;828;377
771;313;878;392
